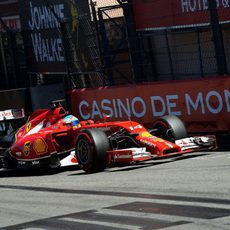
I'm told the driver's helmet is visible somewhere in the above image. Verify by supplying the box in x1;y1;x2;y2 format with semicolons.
63;115;81;127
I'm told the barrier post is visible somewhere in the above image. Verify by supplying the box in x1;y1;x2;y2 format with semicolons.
208;0;228;75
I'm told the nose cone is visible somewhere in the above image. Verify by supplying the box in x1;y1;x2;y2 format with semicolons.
9;143;23;159
155;140;182;156
9;136;50;160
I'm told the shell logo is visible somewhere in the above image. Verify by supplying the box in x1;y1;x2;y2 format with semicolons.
140;131;153;138
26;122;31;132
33;138;48;155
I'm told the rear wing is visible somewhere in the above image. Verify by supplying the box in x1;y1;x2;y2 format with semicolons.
0;109;25;121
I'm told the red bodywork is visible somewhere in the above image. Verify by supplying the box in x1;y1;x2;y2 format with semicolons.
8;106;205;168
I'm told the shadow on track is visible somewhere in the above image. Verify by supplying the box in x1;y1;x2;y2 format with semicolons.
69;152;209;175
0;165;79;178
0;152;210;177
107;153;208;173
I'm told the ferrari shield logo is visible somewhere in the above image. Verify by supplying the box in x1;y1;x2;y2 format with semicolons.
23;141;31;156
26;122;31;132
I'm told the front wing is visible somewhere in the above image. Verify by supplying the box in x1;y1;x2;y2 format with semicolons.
106;136;216;165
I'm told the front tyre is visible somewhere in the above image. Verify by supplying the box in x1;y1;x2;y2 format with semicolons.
153;115;188;142
75;129;110;173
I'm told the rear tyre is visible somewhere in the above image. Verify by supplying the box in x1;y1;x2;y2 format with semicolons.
153;115;187;141
75;129;110;173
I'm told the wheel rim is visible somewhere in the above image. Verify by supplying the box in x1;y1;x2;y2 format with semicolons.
154;121;174;141
76;138;91;165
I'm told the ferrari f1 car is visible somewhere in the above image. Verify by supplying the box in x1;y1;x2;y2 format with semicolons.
0;102;216;173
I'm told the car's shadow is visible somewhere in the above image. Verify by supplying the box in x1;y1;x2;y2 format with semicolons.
106;153;208;173
68;152;209;175
0;165;79;178
0;152;210;177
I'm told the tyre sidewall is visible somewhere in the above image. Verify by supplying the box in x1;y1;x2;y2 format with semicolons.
76;129;110;173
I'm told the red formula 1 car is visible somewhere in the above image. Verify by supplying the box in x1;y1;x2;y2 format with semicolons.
0;103;216;173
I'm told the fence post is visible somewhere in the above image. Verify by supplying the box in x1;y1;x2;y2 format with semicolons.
98;9;114;86
196;28;204;77
0;31;9;88
165;30;175;80
123;1;143;83
7;30;19;88
90;0;107;86
208;0;227;75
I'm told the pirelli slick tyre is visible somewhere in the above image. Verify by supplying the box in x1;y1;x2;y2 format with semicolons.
153;115;188;141
75;129;110;173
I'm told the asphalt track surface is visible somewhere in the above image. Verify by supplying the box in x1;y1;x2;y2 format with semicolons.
0;150;230;230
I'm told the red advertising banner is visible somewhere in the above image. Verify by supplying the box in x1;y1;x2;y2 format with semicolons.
70;76;230;133
133;0;230;30
0;17;21;31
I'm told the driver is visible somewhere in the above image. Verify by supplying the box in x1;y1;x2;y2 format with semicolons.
62;114;81;127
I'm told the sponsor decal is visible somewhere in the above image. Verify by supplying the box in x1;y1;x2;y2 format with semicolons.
157;138;164;142
140;139;156;148
140;131;153;138
23;141;31;156
129;125;143;131
0;110;13;121
32;160;40;165
150;137;164;142
15;152;22;157
33;138;48;155
18;161;26;165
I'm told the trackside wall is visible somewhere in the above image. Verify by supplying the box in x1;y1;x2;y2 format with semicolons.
70;76;230;133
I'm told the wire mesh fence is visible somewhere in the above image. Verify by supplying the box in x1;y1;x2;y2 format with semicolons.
97;4;133;85
130;0;230;82
137;26;221;82
0;30;27;90
223;24;230;72
0;0;230;90
17;0;107;89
